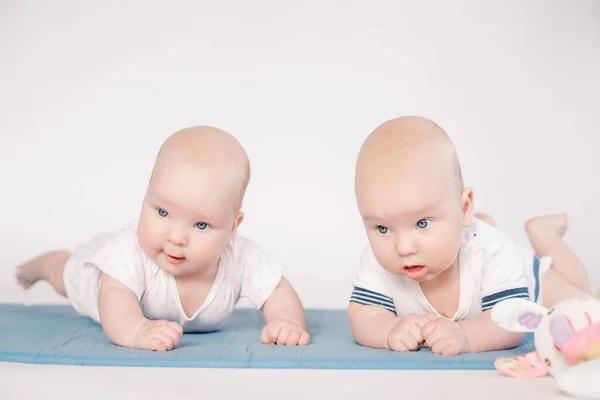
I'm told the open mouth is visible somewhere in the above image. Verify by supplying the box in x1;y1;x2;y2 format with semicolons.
403;265;427;280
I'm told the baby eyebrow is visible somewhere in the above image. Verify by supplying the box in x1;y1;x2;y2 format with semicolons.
146;193;215;220
193;215;214;223
363;216;381;222
363;208;437;222
146;193;171;207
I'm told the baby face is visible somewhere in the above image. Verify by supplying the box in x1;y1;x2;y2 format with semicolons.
137;160;242;278
356;152;470;283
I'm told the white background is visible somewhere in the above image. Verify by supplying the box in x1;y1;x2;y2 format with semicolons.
1;0;599;310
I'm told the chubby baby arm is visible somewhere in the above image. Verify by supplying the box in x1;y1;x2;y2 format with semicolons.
98;273;183;351
348;302;431;351
260;277;310;346
457;309;525;353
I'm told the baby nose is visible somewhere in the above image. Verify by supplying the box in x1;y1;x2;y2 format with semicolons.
395;234;417;256
168;230;188;246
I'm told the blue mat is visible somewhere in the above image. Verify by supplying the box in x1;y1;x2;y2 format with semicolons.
0;304;534;369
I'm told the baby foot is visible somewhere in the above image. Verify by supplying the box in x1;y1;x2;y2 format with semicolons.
525;213;568;238
16;259;45;289
15;251;70;290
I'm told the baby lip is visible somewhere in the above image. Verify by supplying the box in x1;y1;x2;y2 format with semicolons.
165;252;185;259
403;264;428;280
165;253;186;265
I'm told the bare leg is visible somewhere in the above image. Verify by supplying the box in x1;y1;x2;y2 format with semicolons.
474;212;495;227
540;269;587;308
524;213;591;307
525;213;589;291
15;250;70;297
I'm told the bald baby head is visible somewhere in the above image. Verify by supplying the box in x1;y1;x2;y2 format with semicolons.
150;126;250;212
355;116;463;192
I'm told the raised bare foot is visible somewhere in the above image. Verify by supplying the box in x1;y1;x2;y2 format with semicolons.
16;258;45;289
525;213;568;238
474;212;496;227
15;250;70;292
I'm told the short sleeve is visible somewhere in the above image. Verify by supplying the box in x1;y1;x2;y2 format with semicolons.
87;227;146;301
236;236;283;309
350;246;396;314
480;239;531;312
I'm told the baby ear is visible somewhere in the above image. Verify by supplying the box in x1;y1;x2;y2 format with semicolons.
491;298;548;333
232;211;244;232
461;187;474;227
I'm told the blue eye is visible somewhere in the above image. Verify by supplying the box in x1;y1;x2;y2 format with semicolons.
158;209;168;217
195;222;208;230
416;219;430;229
377;226;389;234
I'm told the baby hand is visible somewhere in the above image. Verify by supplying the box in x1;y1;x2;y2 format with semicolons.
422;314;469;356
387;313;432;352
132;319;183;351
261;319;310;346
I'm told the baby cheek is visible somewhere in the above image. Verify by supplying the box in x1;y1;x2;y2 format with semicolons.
427;238;459;266
187;237;219;262
138;221;161;255
367;238;385;257
372;245;401;274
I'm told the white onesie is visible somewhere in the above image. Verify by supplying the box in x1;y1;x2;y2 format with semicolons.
350;218;552;321
63;222;283;332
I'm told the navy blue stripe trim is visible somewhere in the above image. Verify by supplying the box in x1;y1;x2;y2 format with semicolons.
350;293;394;308
482;294;530;309
482;294;530;311
533;255;540;302
351;288;394;304
352;287;394;303
350;299;396;313
482;287;530;303
482;287;530;311
350;287;396;314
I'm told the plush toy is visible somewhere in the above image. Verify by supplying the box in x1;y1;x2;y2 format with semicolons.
491;291;600;399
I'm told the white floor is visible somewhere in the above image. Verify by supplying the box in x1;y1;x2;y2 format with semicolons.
0;362;573;400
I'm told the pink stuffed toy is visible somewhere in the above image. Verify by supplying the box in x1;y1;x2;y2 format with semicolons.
491;292;600;399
